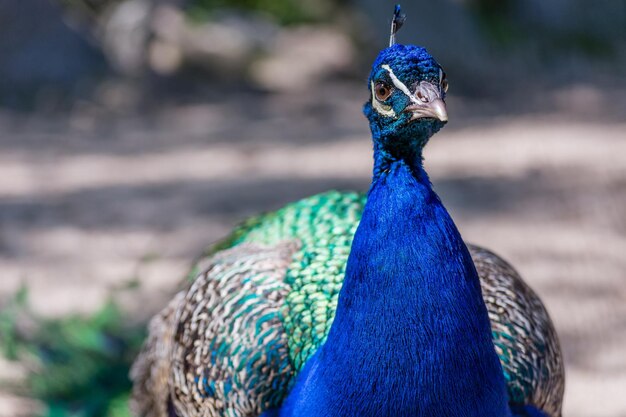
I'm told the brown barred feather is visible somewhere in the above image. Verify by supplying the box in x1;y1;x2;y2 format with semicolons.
132;242;299;417
130;292;185;417
469;244;565;417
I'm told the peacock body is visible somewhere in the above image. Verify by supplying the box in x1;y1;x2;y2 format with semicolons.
130;12;564;417
131;191;563;417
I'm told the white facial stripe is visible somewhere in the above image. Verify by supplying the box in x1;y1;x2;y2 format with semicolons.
381;64;419;104
371;81;396;118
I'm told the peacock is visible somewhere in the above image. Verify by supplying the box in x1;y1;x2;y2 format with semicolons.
130;6;564;417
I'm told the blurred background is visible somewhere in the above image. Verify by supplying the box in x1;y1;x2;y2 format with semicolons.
0;0;625;416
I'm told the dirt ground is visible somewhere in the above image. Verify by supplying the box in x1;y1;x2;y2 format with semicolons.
0;81;625;416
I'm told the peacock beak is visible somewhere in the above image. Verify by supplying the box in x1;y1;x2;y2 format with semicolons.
400;79;449;123
404;98;448;123
426;98;448;122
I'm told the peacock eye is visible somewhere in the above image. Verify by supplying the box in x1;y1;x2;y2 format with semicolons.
374;82;393;101
441;74;449;93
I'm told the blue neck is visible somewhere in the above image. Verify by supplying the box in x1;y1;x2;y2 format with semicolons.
371;123;426;179
280;141;512;416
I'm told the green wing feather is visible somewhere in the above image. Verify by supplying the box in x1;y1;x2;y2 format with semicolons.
226;191;363;370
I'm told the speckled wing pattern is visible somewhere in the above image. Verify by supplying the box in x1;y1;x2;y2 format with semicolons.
131;291;186;417
470;244;564;416
132;242;301;417
131;191;564;417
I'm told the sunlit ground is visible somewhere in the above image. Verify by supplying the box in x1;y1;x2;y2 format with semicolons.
0;80;624;416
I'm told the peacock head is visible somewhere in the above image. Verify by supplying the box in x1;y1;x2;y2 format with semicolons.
363;44;448;160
